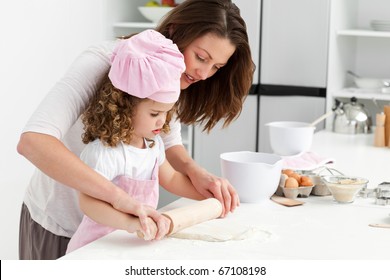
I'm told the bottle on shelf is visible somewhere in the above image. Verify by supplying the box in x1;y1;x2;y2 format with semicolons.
374;113;386;147
384;106;390;147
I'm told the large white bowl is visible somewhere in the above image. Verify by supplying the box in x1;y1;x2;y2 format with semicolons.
266;121;315;156
138;6;174;23
220;151;283;203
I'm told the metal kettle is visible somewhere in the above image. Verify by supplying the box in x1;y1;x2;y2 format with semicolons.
332;97;372;134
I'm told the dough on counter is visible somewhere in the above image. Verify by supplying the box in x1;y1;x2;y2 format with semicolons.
169;219;271;242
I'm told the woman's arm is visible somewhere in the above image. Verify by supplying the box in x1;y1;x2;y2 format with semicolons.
165;145;239;217
78;193;170;240
17;132;166;233
17;42;167;232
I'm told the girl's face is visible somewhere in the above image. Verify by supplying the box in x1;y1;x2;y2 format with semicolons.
131;99;175;148
180;32;236;89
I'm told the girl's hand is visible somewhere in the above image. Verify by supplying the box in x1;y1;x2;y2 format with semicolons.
188;167;240;217
136;215;171;240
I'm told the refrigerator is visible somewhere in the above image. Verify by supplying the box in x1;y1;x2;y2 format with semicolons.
192;0;331;174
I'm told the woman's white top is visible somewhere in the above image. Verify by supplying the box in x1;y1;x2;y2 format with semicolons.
22;41;183;238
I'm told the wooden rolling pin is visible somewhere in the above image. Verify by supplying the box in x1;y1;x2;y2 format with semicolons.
138;198;223;238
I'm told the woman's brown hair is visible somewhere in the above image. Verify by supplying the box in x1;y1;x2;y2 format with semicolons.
82;78;172;147
157;0;254;132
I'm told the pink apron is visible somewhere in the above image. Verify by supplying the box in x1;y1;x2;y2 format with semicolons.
66;143;159;254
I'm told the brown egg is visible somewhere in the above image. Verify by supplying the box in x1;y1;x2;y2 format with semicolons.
301;175;309;180
282;169;294;176
300;176;313;186
285;177;299;188
289;172;301;183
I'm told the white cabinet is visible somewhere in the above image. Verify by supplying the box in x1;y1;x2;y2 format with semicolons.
326;0;390;129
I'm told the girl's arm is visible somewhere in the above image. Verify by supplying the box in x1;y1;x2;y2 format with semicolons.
158;157;205;201
17;132;166;235
78;192;171;240
165;145;239;217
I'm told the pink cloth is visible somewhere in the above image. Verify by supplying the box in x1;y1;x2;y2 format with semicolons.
282;151;334;171
66;160;159;254
109;29;185;103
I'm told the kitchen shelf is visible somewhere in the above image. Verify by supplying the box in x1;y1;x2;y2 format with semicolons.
336;29;390;38
113;22;156;29
332;88;390;101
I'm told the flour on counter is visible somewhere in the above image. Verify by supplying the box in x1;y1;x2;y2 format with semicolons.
169;219;272;242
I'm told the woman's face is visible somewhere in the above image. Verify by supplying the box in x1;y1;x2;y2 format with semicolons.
180;33;236;90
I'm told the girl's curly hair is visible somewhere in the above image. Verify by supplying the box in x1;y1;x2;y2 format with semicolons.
82;77;173;147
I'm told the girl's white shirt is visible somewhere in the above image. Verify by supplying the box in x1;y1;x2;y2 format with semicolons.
22;41;183;238
81;138;165;182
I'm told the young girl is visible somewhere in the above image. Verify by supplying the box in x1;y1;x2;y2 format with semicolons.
66;30;205;254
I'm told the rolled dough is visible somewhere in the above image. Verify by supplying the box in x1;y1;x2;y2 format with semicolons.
169;219;271;242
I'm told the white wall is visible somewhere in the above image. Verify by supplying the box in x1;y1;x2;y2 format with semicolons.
0;0;179;260
0;0;110;260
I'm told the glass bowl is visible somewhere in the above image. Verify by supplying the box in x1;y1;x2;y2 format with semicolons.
322;175;368;203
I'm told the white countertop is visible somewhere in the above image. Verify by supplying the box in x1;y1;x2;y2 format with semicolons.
62;130;390;260
311;130;390;188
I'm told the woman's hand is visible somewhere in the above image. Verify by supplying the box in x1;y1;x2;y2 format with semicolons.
165;145;240;217
112;193;171;240
188;166;240;217
134;215;171;241
136;206;171;240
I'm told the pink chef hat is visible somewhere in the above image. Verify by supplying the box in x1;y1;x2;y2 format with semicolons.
108;29;185;104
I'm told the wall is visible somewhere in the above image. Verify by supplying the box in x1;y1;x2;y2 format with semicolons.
0;0;112;260
0;0;185;260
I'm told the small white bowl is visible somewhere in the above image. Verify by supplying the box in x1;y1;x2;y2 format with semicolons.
322;176;368;203
220;151;283;203
138;6;174;23
311;178;331;196
354;77;384;89
266;121;315;156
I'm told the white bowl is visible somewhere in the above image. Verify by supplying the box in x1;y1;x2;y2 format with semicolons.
138;6;174;23
266;121;315;156
220;151;283;203
353;77;384;89
322;175;368;203
310;175;331;196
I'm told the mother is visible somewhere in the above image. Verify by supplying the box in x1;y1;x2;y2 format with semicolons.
17;0;254;259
